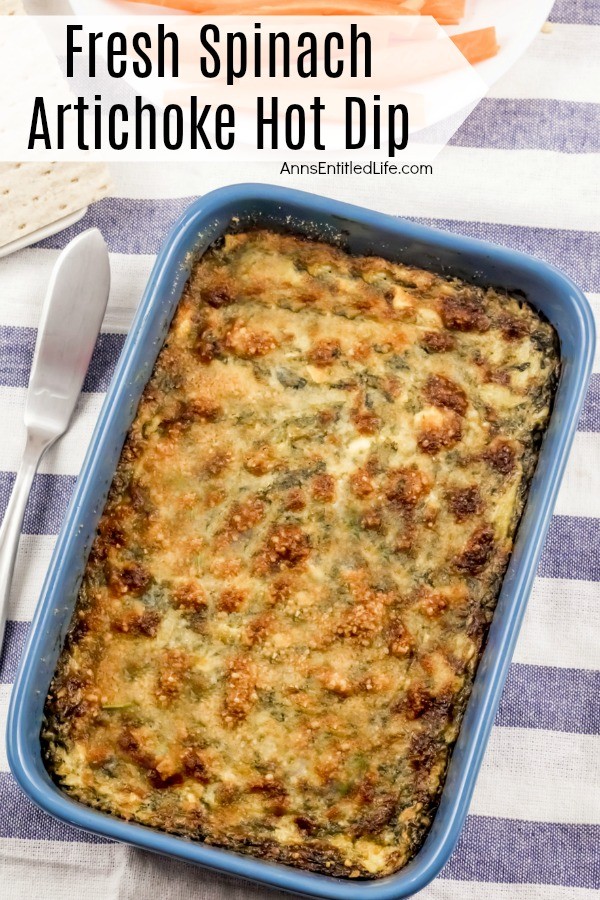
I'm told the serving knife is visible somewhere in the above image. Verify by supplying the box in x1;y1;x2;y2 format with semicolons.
0;228;110;652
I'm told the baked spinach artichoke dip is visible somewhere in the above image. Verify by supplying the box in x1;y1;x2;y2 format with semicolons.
43;230;559;878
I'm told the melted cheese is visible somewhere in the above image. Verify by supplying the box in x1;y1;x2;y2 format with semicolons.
43;230;558;879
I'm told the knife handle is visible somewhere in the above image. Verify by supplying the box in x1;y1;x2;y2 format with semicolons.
0;430;54;653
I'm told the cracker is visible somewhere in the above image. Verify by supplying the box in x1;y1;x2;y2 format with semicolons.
0;2;113;250
0;161;112;250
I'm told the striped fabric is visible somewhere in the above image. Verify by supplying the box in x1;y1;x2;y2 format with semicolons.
1;2;599;898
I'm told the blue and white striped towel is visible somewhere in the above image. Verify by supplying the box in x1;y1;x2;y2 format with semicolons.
1;0;599;896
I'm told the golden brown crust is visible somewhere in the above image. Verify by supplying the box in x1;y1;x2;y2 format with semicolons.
43;229;558;880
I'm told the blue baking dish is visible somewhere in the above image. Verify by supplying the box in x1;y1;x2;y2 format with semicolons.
7;184;595;899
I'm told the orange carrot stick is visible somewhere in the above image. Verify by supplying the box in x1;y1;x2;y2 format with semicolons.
397;0;426;10
451;26;499;64
126;0;203;9
230;1;416;12
420;0;465;25
126;0;426;12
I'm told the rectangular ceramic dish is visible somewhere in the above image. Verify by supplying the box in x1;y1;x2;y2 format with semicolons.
7;184;595;900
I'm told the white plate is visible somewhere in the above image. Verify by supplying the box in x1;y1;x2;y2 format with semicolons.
69;0;555;90
443;0;555;89
66;0;554;147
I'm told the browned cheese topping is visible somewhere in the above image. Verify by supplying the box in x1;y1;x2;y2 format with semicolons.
43;230;559;878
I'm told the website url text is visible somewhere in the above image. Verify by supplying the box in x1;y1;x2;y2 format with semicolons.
280;161;433;176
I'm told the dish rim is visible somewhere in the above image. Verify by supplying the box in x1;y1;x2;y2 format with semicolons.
6;183;596;900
